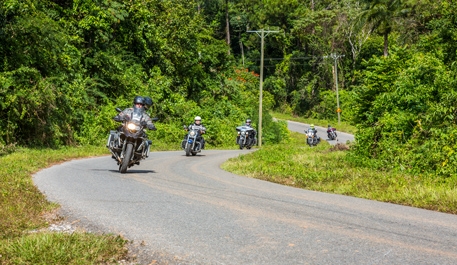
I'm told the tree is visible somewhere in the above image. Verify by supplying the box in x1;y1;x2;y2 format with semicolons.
358;0;403;57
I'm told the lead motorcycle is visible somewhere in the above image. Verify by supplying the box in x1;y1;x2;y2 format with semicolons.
305;128;320;147
107;107;158;173
181;125;205;156
236;125;256;150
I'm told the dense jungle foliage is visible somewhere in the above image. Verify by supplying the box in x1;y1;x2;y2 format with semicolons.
1;0;457;177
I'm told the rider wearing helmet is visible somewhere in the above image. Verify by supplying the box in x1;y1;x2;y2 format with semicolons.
114;96;156;131
186;116;206;149
143;96;153;110
309;124;320;140
243;118;257;142
109;96;157;157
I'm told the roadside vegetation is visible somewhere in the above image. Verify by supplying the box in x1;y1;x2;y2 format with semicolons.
0;146;130;264
222;132;457;214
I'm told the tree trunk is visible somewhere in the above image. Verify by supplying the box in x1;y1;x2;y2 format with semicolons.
384;32;389;57
239;40;245;66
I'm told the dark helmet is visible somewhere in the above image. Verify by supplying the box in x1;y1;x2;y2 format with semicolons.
144;97;153;109
133;96;145;105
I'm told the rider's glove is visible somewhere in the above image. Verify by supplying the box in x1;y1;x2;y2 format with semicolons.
113;115;124;122
147;124;157;131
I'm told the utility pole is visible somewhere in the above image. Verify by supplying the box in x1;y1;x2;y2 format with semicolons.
247;29;279;147
324;53;344;124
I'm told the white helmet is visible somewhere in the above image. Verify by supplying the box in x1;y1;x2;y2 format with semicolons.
194;116;201;121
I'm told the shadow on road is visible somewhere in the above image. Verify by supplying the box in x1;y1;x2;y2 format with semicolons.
107;169;156;174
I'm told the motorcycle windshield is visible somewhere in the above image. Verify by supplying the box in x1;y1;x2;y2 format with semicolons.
237;126;254;131
131;108;144;125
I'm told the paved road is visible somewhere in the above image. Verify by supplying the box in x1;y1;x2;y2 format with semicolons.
287;120;355;145
33;124;457;265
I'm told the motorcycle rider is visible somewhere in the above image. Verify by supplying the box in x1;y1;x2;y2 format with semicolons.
309;124;320;141
144;96;153;111
241;119;257;144
327;124;337;140
186;116;206;149
114;96;156;131
111;96;157;155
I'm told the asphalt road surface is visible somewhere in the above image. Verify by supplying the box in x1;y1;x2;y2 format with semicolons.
33;122;457;265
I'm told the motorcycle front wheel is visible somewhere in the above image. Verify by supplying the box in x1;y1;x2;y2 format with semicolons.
119;143;133;173
307;139;313;147
185;144;192;156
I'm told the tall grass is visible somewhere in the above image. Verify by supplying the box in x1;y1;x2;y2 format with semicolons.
221;132;457;214
0;233;127;265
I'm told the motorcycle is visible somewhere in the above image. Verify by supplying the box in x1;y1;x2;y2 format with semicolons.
181;125;204;156
236;125;256;150
305;128;320;147
107;107;158;173
327;127;337;140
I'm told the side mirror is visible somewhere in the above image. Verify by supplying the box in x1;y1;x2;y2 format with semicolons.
115;107;122;113
151;117;159;121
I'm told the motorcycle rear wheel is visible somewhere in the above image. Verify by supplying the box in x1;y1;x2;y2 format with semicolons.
119;143;133;173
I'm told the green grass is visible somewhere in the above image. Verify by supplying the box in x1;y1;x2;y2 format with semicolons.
221;132;457;214
271;111;357;134
0;232;127;265
0;145;129;264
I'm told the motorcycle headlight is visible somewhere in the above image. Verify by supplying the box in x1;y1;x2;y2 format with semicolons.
190;131;196;136
127;123;140;132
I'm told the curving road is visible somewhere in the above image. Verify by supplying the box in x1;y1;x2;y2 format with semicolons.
33;122;457;265
287;120;355;145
